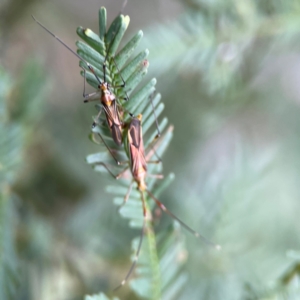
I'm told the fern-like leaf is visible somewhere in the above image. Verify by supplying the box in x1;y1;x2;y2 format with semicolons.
129;221;188;300
82;8;189;298
0;61;47;300
0;68;23;300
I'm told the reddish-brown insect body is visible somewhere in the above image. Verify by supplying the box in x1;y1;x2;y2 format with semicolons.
128;114;147;191
99;81;123;145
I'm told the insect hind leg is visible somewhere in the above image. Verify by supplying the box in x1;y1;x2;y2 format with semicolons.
145;189;221;250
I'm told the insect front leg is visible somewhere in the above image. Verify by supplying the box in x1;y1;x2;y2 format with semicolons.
117;181;134;212
81;68;99;102
91;107;103;128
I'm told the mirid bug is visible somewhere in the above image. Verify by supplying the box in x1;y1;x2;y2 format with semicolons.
93;114;221;290
32;15;127;146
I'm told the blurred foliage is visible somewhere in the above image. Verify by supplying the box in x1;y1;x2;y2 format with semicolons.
0;67;21;300
143;0;300;95
0;0;40;40
141;0;300;299
0;60;47;299
1;0;300;299
245;250;300;299
84;292;119;300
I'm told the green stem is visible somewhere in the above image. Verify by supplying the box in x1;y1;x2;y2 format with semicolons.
145;200;162;300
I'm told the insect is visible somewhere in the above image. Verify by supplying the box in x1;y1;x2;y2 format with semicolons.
93;114;221;290
32;15;128;146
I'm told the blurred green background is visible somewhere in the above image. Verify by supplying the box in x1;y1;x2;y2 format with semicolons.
1;0;300;299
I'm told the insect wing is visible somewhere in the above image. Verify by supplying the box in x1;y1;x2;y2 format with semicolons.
111;123;123;146
128;118;141;148
103;102;122;145
128;118;147;175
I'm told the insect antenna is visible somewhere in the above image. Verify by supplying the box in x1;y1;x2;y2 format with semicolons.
32;15;103;85
146;189;221;250
120;0;128;14
113;190;147;290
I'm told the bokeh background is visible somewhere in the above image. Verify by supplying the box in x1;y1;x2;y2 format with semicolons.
1;0;300;299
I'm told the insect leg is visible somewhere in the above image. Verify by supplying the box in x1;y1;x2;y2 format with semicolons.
147;174;164;179
145;140;162;164
94;162;119;179
81;68;99;102
94;162;129;180
143;92;162;162
146;189;221;250
147;160;162;164
120;0;128;14
117;181;134;211
116;103;133;119
92;108;103;128
96;132;128;165
115;165;130;179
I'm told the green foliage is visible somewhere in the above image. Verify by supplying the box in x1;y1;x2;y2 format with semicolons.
143;0;300;95
245;250;300;299
129;222;188;300
0;68;24;300
3;1;300;299
0;192;18;300
0;61;47;299
136;1;300;299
